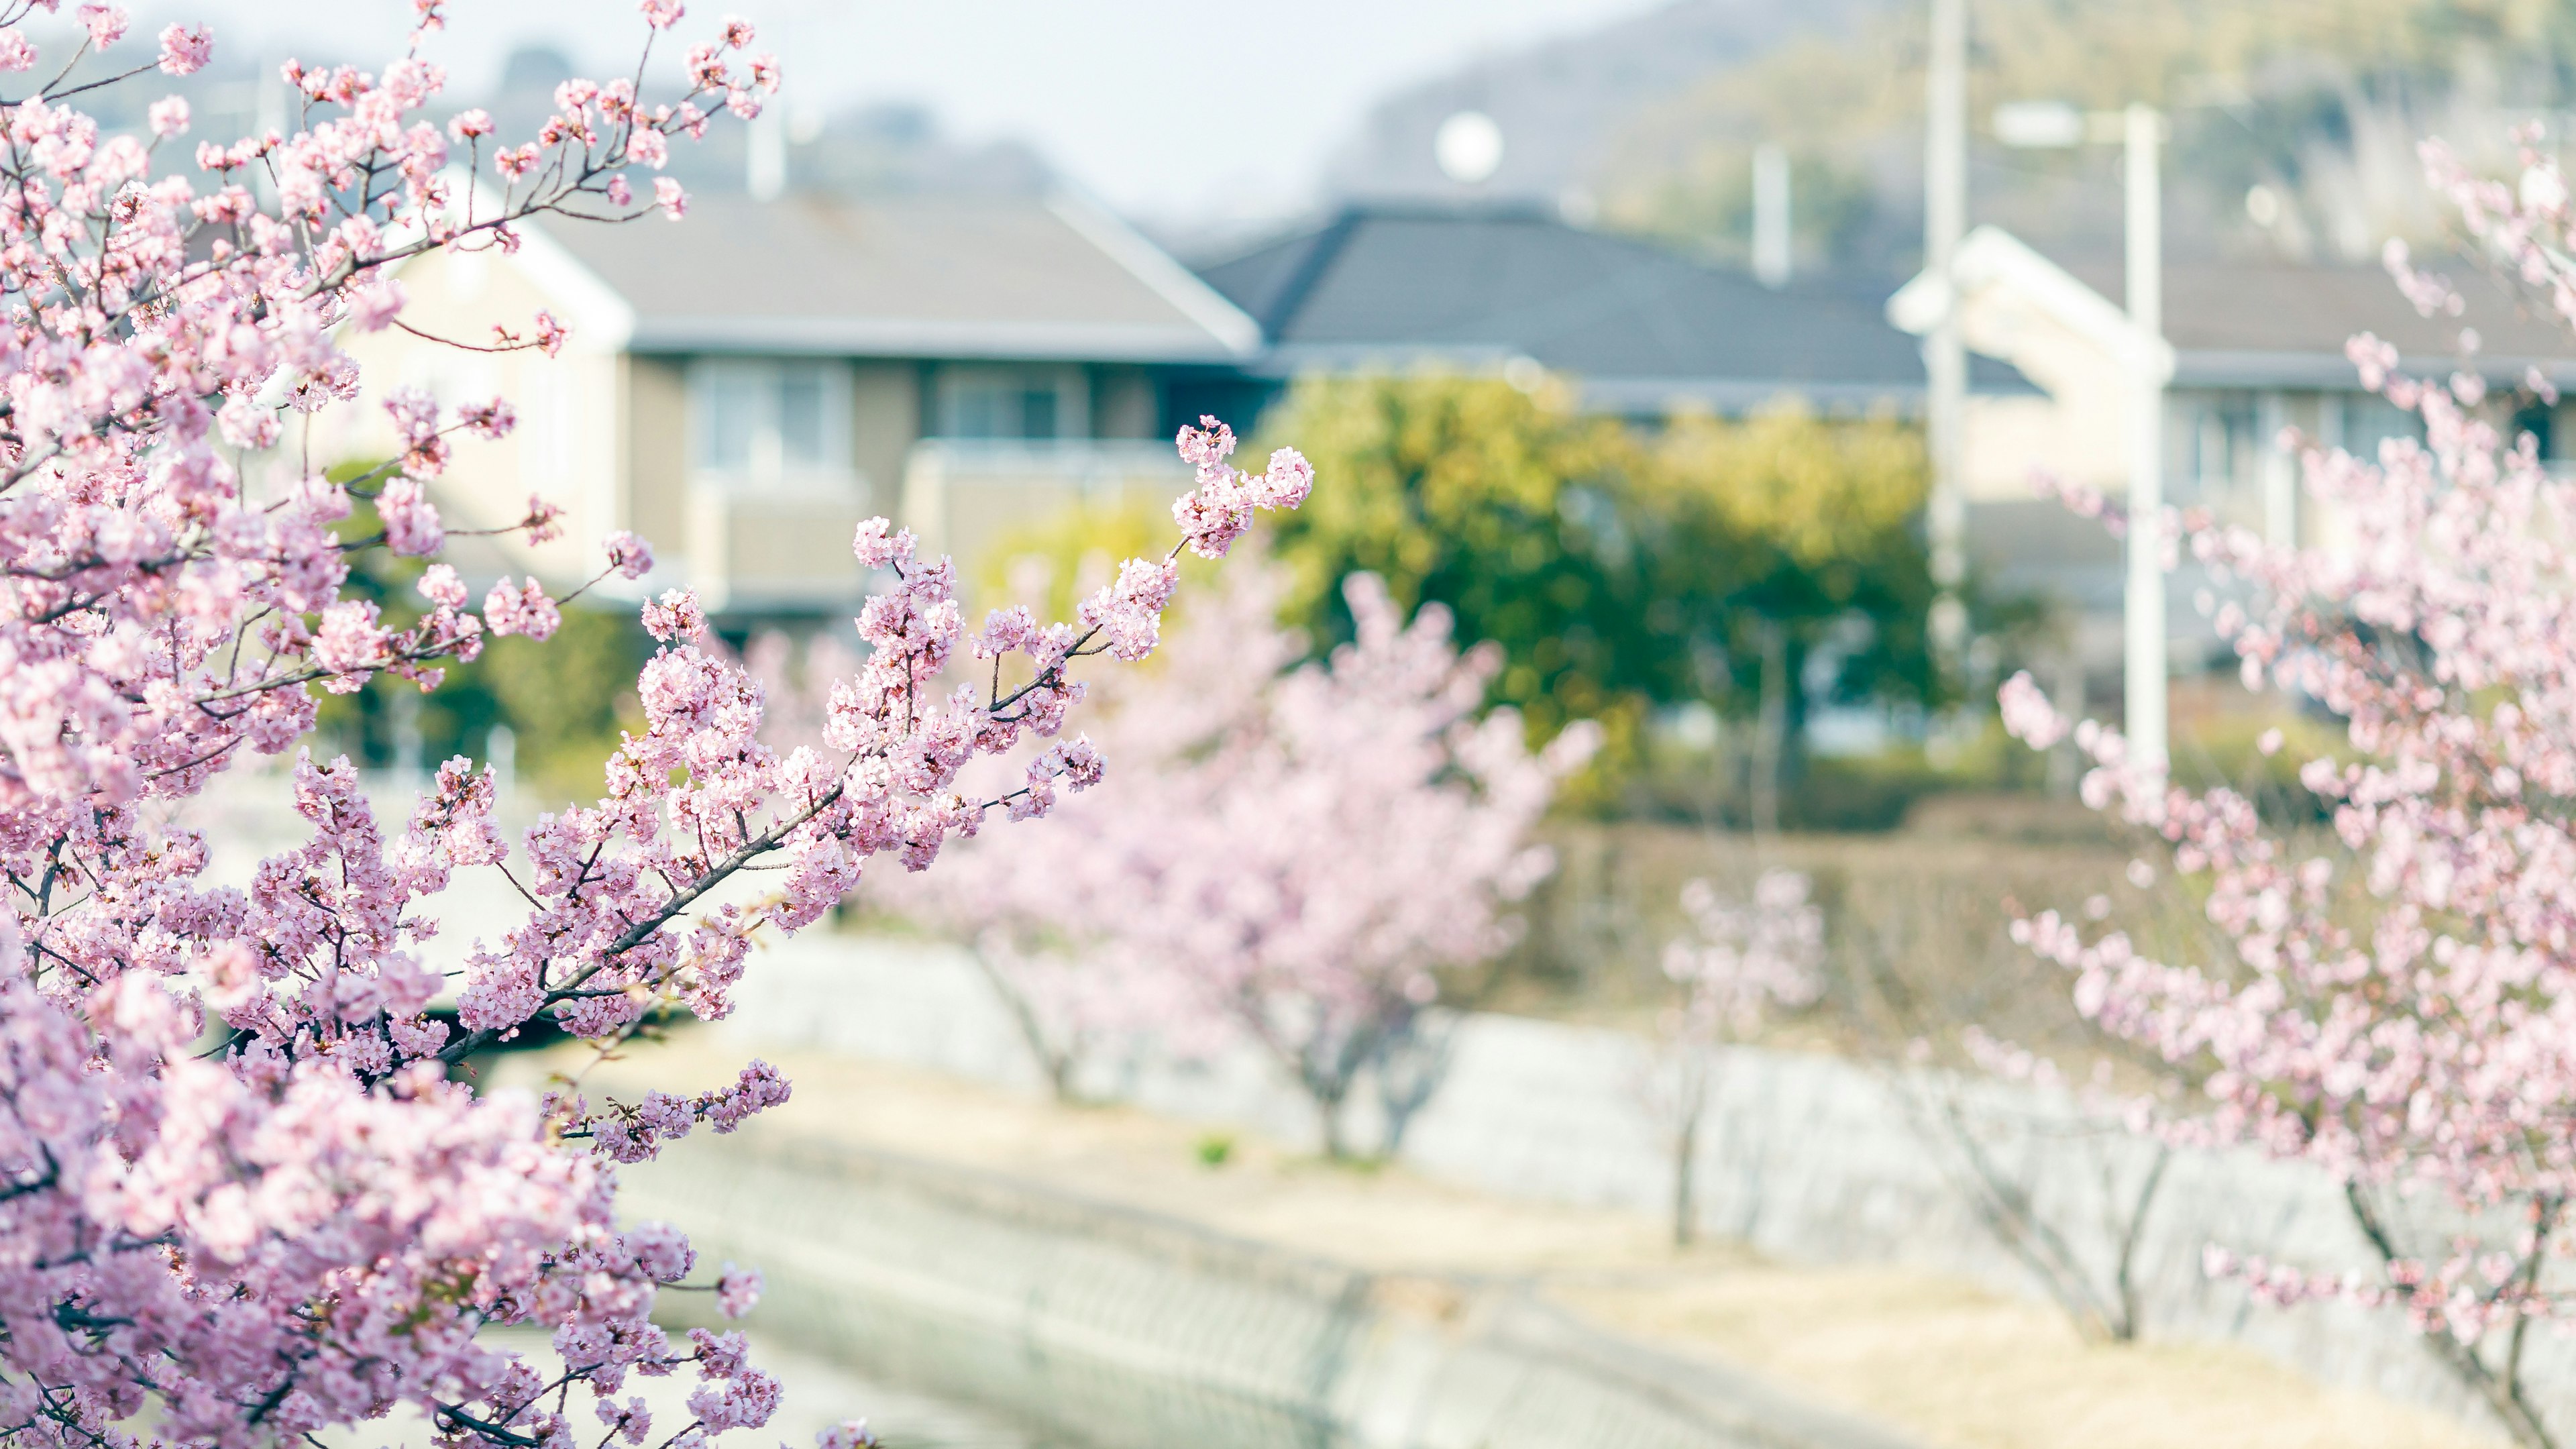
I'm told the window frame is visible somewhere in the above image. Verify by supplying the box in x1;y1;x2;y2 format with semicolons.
684;357;857;495
929;364;1089;442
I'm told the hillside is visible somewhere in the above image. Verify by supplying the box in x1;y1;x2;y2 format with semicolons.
1326;0;2576;278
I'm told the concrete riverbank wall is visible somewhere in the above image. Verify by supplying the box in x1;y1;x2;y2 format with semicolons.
628;1131;1921;1449
717;932;2566;1439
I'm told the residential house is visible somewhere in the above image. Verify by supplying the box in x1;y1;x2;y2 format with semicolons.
338;191;1259;619
1890;225;2576;702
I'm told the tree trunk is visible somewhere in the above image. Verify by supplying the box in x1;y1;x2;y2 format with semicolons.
1672;1100;1703;1247
1752;621;1788;837
2345;1183;2561;1449
968;948;1081;1104
1316;1087;1352;1161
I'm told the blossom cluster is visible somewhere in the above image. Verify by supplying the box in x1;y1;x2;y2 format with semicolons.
1660;870;1824;1044
1998;130;2576;1439
0;5;1306;1448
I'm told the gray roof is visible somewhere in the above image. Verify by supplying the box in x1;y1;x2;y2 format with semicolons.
2067;258;2576;389
538;193;1256;364
1195;203;2022;412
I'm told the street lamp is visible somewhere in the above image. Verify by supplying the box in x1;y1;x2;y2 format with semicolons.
1994;99;2171;768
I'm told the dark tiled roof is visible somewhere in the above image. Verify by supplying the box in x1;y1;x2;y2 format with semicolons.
2066;258;2576;387
1195;204;2011;411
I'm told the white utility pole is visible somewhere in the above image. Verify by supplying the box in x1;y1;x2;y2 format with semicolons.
1924;0;1970;670
2121;103;2166;768
1753;144;1793;288
1992;97;2169;765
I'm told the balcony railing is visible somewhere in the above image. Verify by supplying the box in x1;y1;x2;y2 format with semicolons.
901;438;1190;570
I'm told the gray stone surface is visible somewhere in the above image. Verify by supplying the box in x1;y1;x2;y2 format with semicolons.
724;932;2565;1439
627;1131;1924;1449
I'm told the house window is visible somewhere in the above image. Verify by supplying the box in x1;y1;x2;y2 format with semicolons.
2335;394;2424;460
933;367;1083;441
688;360;851;486
2514;400;2557;461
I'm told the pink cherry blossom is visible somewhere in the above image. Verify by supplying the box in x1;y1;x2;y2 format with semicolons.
80;3;129;48
1640;870;1821;1243
0;5;1307;1448
156;21;211;74
484;577;562;639
640;586;707;641
889;564;1587;1152
2002;130;2576;1449
606;530;657;579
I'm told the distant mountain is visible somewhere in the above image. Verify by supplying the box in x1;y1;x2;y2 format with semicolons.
1316;0;2576;282
1324;0;1895;207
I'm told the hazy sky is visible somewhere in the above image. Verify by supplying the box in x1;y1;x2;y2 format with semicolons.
136;0;1670;225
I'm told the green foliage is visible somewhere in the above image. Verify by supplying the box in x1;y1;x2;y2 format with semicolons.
1642;403;1938;718
1255;373;1957;806
973;493;1224;625
315;463;650;810
1193;1132;1236;1169
1255;372;1659;785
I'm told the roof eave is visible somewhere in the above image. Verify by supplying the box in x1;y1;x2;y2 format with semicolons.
626;317;1249;364
2171;348;2576;390
1044;188;1265;358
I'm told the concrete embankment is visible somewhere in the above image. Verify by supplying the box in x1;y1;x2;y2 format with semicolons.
710;932;2557;1436
629;1130;1920;1449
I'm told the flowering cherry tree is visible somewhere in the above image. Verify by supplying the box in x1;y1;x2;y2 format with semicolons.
898;566;1593;1158
0;5;1311;1446
1639;870;1821;1246
1998;130;2576;1449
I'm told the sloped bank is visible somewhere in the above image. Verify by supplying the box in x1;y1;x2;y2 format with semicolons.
629;1132;1918;1449
718;934;2548;1434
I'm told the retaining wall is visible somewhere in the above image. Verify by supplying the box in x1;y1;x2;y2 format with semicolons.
721;932;2567;1439
627;1132;1919;1449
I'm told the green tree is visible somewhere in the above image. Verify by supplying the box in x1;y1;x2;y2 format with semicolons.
1258;373;1952;818
1641;403;1939;828
1256;372;1663;784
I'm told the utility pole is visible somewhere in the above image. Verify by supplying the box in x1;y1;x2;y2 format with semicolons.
1923;0;1970;677
2122;103;2166;767
1752;143;1792;288
1992;97;2171;766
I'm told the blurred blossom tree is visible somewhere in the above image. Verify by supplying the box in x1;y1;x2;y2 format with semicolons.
1260;374;1946;817
1998;131;2576;1449
1642;870;1823;1245
892;563;1595;1158
0;5;1310;1447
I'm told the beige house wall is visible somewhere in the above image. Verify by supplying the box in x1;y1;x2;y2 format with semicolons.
1956;296;2131;502
623;356;689;567
898;442;1187;594
343;254;1203;614
665;357;892;612
847;363;921;519
335;246;630;590
1089;366;1157;440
